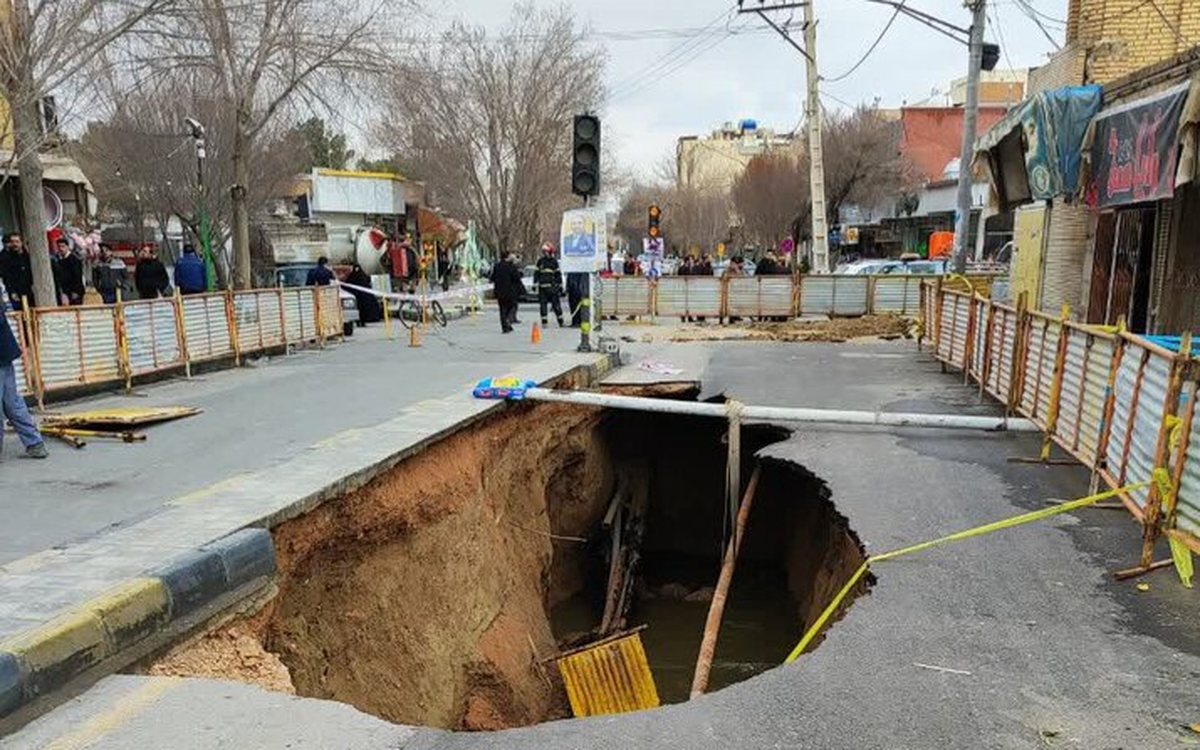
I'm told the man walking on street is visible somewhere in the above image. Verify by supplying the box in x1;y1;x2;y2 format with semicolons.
0;234;34;310
535;243;565;328
93;244;129;304
492;253;523;333
134;245;170;299
0;278;47;459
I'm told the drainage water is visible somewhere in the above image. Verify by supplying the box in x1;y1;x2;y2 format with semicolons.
144;393;869;730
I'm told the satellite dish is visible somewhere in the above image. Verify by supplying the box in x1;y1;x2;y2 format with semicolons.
42;187;63;230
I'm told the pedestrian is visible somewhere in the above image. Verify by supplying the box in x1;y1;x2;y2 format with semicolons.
92;244;130;304
679;255;695;322
0;233;33;310
566;272;588;327
174;244;208;295
756;251;779;276
306;256;335;286
492;252;524;333
722;256;746;325
344;263;382;325
134;245;170;299
698;253;715;276
52;238;84;305
0;278;47;459
534;243;565;328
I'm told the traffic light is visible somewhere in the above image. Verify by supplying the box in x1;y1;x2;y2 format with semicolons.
572;114;601;197
981;43;1001;72
648;204;661;238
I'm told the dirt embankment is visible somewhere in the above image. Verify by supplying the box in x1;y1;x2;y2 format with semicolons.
148;401;615;731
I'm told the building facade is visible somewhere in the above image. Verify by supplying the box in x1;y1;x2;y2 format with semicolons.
676;120;803;193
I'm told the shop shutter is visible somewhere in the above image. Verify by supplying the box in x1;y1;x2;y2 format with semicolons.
1147;200;1172;333
1040;201;1090;316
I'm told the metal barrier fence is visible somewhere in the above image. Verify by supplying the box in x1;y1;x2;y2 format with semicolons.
598;273;997;320
921;280;1199;567
15;286;342;405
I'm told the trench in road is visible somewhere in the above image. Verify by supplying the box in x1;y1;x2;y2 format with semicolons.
142;387;871;730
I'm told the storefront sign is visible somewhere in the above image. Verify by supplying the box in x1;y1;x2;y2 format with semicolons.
1088;82;1189;209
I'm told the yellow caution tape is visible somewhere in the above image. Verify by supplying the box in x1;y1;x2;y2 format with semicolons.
783;481;1150;664
1166;415;1184;454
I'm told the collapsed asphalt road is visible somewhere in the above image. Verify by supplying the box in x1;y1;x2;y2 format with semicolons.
6;340;1199;749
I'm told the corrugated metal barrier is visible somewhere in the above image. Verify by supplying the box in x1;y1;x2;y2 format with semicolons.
872;275;922;315
34;306;121;392
654;277;722;318
555;630;660;717
318;285;343;339
182;293;234;363
123;299;184;377
921;282;1200;565
5;311;32;395
725;277;794;318
600;276;653;317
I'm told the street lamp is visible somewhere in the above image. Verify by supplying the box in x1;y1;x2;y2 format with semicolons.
184;117;206;195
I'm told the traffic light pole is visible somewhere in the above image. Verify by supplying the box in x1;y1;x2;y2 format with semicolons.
951;0;986;274
579;194;596;354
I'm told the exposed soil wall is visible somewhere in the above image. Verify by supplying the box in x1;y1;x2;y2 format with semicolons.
144;394;870;731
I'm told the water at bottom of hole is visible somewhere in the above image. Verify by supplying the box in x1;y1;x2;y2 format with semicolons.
550;553;800;705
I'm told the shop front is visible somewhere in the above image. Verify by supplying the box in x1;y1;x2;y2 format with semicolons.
1082;80;1198;332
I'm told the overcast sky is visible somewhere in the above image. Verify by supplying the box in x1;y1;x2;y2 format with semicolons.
420;0;1065;181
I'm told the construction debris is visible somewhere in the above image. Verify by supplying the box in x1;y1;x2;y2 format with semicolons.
41;406;202;429
663;315;913;343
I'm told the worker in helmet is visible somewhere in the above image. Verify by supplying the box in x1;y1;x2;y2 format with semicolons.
535;242;565;328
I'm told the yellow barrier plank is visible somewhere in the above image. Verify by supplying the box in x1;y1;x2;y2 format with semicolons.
555;631;660;717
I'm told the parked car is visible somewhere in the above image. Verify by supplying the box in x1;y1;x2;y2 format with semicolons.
274;264;359;337
519;265;566;303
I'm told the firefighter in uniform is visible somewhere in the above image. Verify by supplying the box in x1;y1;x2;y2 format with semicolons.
535;242;565;327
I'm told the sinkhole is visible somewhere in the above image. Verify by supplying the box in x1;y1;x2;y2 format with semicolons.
144;388;870;730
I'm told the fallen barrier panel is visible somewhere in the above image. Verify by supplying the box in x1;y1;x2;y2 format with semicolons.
725;276;794;318
181;292;234;363
5;311;32;396
34;306;122;393
123;299;184;377
1016;312;1063;428
318;285;343;338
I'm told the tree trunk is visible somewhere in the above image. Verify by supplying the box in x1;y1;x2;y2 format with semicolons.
11;97;56;308
231;124;251;289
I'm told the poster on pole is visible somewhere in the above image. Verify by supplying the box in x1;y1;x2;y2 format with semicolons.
560;207;607;273
642;237;663;279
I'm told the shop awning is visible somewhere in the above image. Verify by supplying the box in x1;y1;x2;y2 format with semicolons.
976;85;1102;210
1082;79;1196;209
0;150;93;188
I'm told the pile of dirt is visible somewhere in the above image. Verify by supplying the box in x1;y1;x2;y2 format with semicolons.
661;315;913;343
148;623;295;694
748;315;913;342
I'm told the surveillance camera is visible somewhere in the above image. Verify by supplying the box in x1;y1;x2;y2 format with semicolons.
184;117;205;138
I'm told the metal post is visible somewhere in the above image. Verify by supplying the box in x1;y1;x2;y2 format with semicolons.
952;0;986;274
804;0;830;274
579;195;595;353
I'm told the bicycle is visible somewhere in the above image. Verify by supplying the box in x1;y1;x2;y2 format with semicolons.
398;298;447;329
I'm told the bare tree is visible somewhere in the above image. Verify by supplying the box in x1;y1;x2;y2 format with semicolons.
377;4;606;259
732;154;806;249
731;107;913;249
73;73;307;285
0;0;170;307
143;0;392;288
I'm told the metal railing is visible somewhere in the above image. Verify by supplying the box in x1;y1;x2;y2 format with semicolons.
921;279;1200;567
17;286;343;405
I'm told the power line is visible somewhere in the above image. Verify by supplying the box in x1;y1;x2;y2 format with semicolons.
603;6;734;101
822;1;905;83
1003;0;1065;26
1011;0;1062;49
1147;0;1193;46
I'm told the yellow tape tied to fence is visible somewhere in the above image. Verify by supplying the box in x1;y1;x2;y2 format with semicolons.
783;481;1151;664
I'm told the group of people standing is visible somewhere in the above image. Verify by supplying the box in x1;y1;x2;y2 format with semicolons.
0;234;211;310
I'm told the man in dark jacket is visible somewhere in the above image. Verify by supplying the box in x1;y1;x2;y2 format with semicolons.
306;256;335;286
0;278;46;458
134;245;170;299
534;243;564;328
174;244;208;295
92;245;130;304
52;238;84;305
492;253;524;333
0;234;34;310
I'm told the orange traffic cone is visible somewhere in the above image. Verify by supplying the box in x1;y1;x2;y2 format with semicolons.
531;321;542;344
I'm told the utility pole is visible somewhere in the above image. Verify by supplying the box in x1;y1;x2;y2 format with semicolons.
741;1;829;273
803;1;829;274
952;0;986;274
